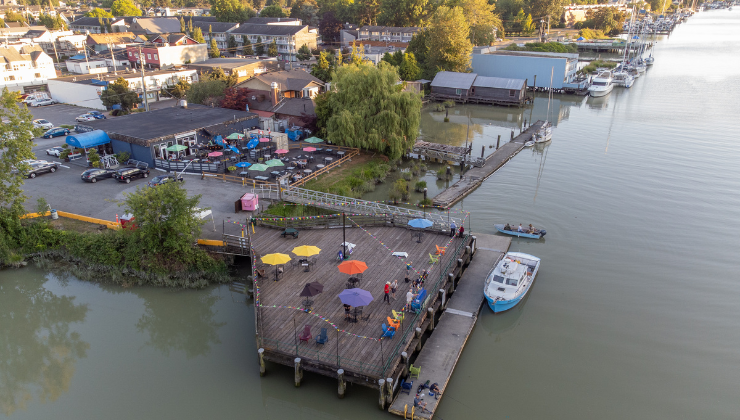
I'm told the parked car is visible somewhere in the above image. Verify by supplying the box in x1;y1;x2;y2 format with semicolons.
115;167;150;183
45;146;64;156
88;111;107;119
147;174;184;187
30;98;58;107
42;127;70;139
25;161;60;178
75;114;96;122
33;119;53;130
81;168;117;183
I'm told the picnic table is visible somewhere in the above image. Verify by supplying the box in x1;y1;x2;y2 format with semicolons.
304;169;312;175
281;228;299;239
316;164;325;169
255;175;269;181
270;171;281;178
324;157;333;164
337;151;345;158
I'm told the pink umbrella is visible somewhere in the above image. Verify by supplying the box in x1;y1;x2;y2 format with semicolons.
259;137;271;143
208;151;223;157
275;149;289;154
303;147;316;152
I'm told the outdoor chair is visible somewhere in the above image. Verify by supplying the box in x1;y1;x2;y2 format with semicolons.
435;245;447;256
400;379;413;395
381;323;396;338
392;310;405;321
315;327;328;344
387;316;400;330
409;364;421;379
255;269;266;278
298;325;312;343
429;253;439;264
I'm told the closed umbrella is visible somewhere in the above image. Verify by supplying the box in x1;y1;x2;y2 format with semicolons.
292;245;321;257
337;288;373;307
261;253;291;280
208;151;223;157
166;144;188;152
338;260;368;275
265;159;284;167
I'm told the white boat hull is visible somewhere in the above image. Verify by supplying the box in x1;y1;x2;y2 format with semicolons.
589;83;614;97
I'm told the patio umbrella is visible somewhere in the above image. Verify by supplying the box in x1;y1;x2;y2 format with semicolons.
338;260;368;275
214;135;224;145
303;147;316;153
229;146;240;153
632;35;640;39
408;218;433;229
576;36;585;41
304;137;324;144
261;253;291;280
292;245;321;257
337;288;373;307
235;162;251;168
208;151;223;157
166;144;188;152
226;133;244;140
247;138;259;149
300;281;324;297
249;163;269;171
275;149;289;155
265;159;284;167
259;137;271;143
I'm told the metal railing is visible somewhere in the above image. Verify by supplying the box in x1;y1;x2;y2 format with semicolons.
261;337;385;376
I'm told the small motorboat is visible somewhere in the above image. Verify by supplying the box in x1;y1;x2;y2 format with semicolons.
484;252;541;313
494;224;546;239
524;140;535;147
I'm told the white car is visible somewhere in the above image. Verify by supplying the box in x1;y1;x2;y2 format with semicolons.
75;114;96;122
46;146;64;157
33;119;53;129
30;98;57;107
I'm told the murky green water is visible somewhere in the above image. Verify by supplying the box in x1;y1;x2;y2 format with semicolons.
3;10;740;419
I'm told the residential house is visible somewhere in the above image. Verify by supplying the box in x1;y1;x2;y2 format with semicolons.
471;50;580;89
470;76;527;105
20;28;70;57
126;42;207;69
339;23;358;47
0;45;56;87
86;32;144;52
359;41;409;64
56;34;87;56
69;17;127;34
150;33;199;46
186;57;279;83
356;26;421;43
65;49;130;74
0;25;47;42
127;17;181;36
245;17;302;26
229;24;317;62
429;71;477;101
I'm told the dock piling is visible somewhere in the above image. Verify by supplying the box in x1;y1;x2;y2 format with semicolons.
378;379;386;409
386;378;394;406
510;130;514;141
337;369;346;398
439;289;446;310
481;145;485;158
401;352;409;378
496;135;501;149
427;307;435;331
415;327;423;351
258;348;266;376
294;358;303;387
449;272;456;293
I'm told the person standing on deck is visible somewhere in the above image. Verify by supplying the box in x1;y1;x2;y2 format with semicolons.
406;288;414;311
384;282;391;304
391;279;398;299
450;221;457;237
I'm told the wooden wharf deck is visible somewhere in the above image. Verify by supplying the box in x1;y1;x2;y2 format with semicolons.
252;220;475;390
431;120;545;208
388;233;511;419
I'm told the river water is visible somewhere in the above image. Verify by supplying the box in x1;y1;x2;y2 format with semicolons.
3;10;740;420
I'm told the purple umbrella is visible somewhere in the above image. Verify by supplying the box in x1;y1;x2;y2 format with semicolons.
338;288;373;307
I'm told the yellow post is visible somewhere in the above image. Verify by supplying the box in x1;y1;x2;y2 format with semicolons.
404;404;408;419
411;407;415;420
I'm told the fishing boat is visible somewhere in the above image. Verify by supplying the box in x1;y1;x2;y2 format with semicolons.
484;252;541;313
494;224;546;239
588;71;614;97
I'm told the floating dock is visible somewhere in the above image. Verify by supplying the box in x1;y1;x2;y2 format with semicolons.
388;233;511;419
432;121;545;208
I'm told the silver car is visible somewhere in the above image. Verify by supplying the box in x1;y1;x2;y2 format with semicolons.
30;98;58;107
33;119;53;129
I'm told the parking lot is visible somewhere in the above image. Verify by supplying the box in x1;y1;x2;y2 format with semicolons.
28;103;101;127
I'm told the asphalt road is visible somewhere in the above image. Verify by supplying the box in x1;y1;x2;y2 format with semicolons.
28;103;100;128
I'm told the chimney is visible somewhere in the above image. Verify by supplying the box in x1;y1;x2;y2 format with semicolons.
270;82;279;106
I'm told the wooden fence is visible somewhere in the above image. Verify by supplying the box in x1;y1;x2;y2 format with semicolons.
290;146;360;187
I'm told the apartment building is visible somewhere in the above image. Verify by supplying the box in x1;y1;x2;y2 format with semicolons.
0;45;56;86
126;42;207;69
230;24;317;62
69;17;128;34
357;26;421;43
193;21;239;52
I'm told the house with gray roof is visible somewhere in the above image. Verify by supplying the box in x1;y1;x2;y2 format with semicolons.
430;71;529;106
128;17;182;36
230;24;317;62
430;71;478;101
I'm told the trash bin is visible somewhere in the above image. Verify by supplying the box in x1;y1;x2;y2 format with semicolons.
120;213;135;229
241;193;258;211
50;209;58;220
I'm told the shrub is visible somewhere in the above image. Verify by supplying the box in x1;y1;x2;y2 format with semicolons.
444;117;449;123
418;198;432;206
402;172;413;181
443;100;455;108
415;180;427;192
437;168;448;180
115;151;130;163
433;103;445;112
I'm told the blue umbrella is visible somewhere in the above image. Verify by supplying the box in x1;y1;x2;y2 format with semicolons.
408;218;433;229
337;288;373;307
230;146;240;153
576;36;585;41
235;162;251;168
632;35;640;39
247;138;259;149
214;135;224;145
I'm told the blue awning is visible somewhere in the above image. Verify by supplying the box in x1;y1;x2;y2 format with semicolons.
65;130;111;149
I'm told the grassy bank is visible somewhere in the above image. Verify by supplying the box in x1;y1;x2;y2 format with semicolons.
580;60;618;74
303;153;392;198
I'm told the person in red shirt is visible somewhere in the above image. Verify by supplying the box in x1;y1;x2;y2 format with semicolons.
383;282;391;304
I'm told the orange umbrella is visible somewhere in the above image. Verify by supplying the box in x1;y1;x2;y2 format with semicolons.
338;260;368;275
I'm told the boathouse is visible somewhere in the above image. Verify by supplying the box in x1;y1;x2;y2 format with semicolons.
469;76;527;106
429;71;477;102
471;51;581;90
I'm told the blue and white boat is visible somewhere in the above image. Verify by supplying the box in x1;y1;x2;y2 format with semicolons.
494;224;546;239
484;252;541;313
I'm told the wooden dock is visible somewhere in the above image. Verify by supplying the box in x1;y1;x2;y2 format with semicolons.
431;121;545;208
388;233;511;419
252;216;476;393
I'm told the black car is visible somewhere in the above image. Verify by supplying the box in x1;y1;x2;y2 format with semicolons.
26;162;59;178
147;174;184;187
81;168;117;183
115;167;150;183
42;127;70;139
89;111;107;119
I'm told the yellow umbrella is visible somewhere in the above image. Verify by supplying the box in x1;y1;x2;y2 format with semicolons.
261;253;291;280
292;245;321;257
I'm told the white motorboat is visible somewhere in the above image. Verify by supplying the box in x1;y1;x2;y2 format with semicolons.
645;55;655;66
612;71;635;88
588;71;614;97
533;121;553;143
484;252;541;313
524;140;535;147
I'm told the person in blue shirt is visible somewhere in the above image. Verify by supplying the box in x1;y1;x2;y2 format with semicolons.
450;221;457;237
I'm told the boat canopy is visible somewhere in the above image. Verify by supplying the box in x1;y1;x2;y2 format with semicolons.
65;130;111;149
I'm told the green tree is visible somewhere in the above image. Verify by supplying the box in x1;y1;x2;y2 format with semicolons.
398;52;420;81
179;16;185;32
111;0;142;16
187;18;194;35
290;0;320;26
310;50;332;82
0;88;36;217
260;3;286;16
120;182;205;263
192;27;206;43
227;34;237;52
187;79;227;105
209;0;256;22
208;66;238;87
296;43;311;60
160;76;191;99
267;39;278;57
315;62;422;159
4;11;27;24
209;38;220;57
85;7;114;17
516;9;536;35
529;0;565;25
349;42;365;65
588;6;628;35
242;36;254;55
0;18;5;28
406;28;430;76
427;6;472;74
255;36;264;55
460;0;503;45
100;77;141;114
378;0;429;27
353;0;380;25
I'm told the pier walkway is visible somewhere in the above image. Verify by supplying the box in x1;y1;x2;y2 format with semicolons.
432;121;544;208
388;233;510;419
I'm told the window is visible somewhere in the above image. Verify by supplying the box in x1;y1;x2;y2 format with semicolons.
505;278;518;287
493;275;504;283
153;54;158;60
147;54;151;59
455;88;462;95
509;89;516;97
35;73;41;78
8;76;15;81
128;51;133;56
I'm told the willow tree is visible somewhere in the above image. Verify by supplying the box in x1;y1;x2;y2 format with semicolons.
318;62;422;160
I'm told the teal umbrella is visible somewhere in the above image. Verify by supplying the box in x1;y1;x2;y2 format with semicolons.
250;163;269;171
265;159;284;167
304;137;324;144
166;144;188;152
226;133;244;140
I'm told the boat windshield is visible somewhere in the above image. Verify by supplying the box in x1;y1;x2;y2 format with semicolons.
592;81;607;86
505;278;519;287
493;275;505;283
